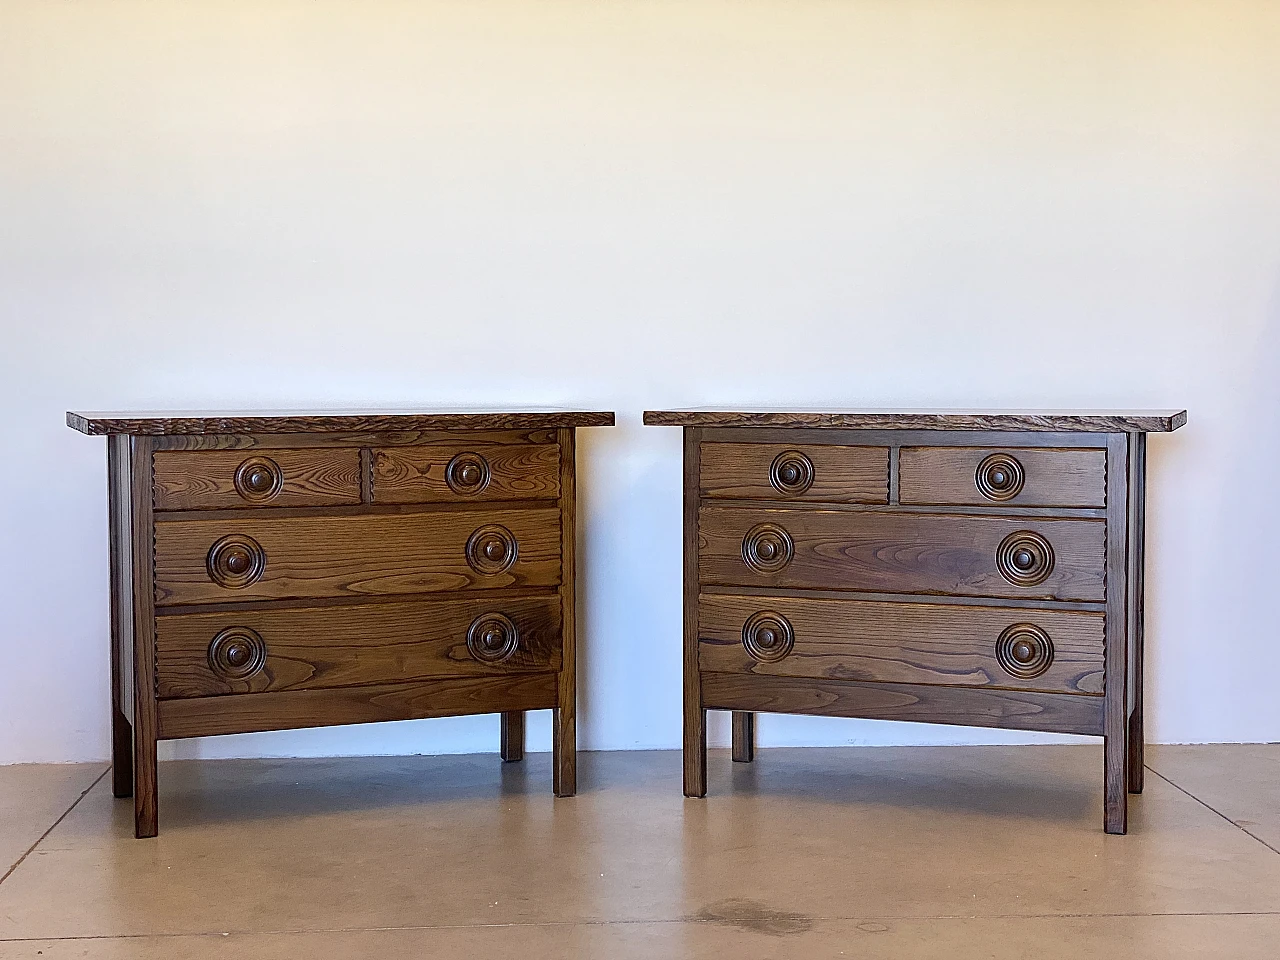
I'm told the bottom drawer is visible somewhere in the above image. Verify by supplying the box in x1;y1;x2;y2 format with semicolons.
698;595;1104;696
156;595;562;698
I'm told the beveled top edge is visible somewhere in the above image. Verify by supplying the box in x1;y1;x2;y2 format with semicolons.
68;409;616;436
642;409;1187;432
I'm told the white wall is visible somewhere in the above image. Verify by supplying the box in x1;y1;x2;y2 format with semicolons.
2;0;1278;763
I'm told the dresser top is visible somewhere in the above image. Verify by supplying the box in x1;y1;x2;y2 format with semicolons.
67;409;616;436
642;409;1187;433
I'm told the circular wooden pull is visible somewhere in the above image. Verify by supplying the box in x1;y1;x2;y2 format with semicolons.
446;452;491;496
206;534;267;589
769;450;815;496
742;610;795;662
208;626;267;680
233;456;283;503
975;453;1025;502
996;623;1055;679
467;613;519;663
742;523;794;574
996;531;1055;586
466;524;518;575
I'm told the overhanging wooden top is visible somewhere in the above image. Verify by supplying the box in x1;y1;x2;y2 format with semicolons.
642;409;1187;433
68;409;616;436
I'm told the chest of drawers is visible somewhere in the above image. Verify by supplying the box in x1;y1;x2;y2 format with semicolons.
644;409;1186;834
69;409;614;837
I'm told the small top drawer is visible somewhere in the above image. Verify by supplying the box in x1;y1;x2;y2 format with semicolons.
153;449;362;511
899;447;1106;508
700;443;888;503
372;443;560;503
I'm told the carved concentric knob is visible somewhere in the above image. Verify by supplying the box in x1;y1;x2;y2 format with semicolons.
467;613;519;663
975;453;1025;502
742;522;794;574
233;456;283;503
742;611;795;662
996;623;1055;679
446;452;491;496
206;534;267;588
208;626;267;680
770;450;815;496
996;531;1055;586
466;524;518;575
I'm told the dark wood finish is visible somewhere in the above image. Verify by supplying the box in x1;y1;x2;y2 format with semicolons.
553;427;577;797
372;442;560;504
153;508;562;605
1127;434;1147;794
1103;434;1132;834
683;428;707;797
899;447;1106;508
69;410;615;436
731;711;754;762
501;711;525;762
107;435;134;799
153;448;361;511
698;595;1105;695
129;437;159;838
700;506;1106;602
158;674;558;740
702;673;1104;735
699;443;888;503
644;410;1187;433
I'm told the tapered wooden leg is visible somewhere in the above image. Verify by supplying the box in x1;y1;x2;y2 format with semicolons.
1104;729;1129;835
731;711;755;763
133;723;158;839
552;704;576;797
684;703;707;797
501;711;525;762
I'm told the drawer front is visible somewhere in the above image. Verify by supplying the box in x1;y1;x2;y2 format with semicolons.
700;442;888;503
156;595;562;698
698;594;1103;695
154;449;362;510
372;442;559;504
699;505;1105;602
899;447;1106;508
154;508;561;605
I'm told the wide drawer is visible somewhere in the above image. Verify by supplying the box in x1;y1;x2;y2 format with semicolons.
156;594;562;698
154;507;561;605
698;594;1103;695
700;442;888;503
372;442;560;504
698;505;1106;602
153;448;362;510
899;446;1106;508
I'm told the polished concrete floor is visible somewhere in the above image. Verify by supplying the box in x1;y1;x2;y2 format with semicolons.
0;744;1277;958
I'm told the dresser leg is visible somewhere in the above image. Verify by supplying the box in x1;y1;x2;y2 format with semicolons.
731;712;755;763
133;727;158;839
684;706;707;797
112;709;134;798
1104;732;1129;835
552;706;576;797
1126;433;1147;795
500;711;525;762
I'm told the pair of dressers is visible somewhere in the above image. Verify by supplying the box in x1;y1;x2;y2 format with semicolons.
642;409;1186;834
68;410;613;837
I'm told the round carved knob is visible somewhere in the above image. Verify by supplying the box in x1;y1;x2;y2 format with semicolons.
467;613;519;663
996;531;1055;587
206;534;267;589
996;623;1055;679
742;611;795;662
770;450;815;496
742;522;794;574
466;524;518;575
975;453;1025;502
446;452;491;496
208;626;267;680
233;456;283;503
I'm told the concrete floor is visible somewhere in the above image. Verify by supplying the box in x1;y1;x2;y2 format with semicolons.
0;744;1277;958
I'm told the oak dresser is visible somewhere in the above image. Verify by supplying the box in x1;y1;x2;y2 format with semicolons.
69;409;614;837
643;409;1186;834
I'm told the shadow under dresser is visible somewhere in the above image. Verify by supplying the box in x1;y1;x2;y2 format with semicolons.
68;409;614;837
643;409;1186;834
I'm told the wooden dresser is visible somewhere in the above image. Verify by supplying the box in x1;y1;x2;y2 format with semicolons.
643;409;1186;834
69;410;614;837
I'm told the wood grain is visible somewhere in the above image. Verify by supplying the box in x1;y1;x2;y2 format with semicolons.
553;427;577;797
1127;433;1147;794
157;674;558;740
899;447;1106;508
701;673;1105;736
153;448;361;510
129;436;159;838
699;442;888;503
731;711;754;762
699;505;1107;602
154;507;561;605
684;427;707;797
1103;433;1131;834
107;435;134;798
698;595;1104;695
644;410;1187;432
154;429;563;451
155;595;562;698
68;410;616;436
372;443;559;504
501;711;525;762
